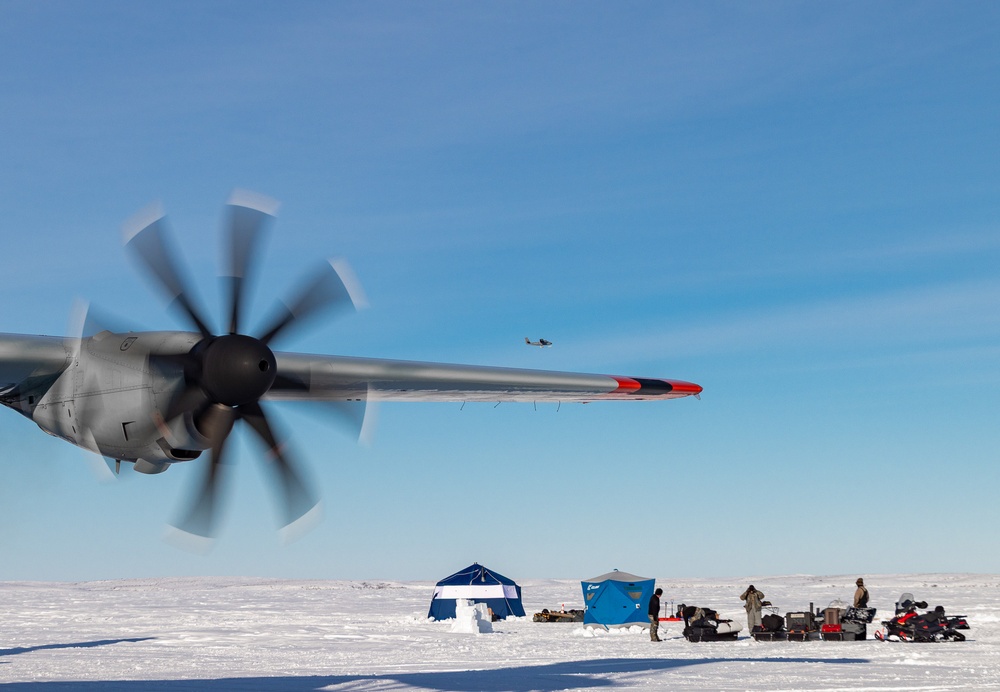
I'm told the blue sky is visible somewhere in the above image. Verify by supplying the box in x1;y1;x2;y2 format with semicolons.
0;1;999;582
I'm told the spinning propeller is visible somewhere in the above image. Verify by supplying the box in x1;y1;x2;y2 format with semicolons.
124;191;365;541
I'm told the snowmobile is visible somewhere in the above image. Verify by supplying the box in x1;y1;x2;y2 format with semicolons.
874;593;968;642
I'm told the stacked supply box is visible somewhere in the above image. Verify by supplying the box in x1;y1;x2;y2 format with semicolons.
821;607;845;641
786;611;819;641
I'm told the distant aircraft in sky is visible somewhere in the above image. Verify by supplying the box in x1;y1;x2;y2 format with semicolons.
525;337;552;347
0;192;702;541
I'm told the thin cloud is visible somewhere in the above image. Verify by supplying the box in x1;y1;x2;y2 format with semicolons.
575;278;1000;364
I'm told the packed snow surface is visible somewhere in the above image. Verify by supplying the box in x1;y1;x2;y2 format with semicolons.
2;573;999;690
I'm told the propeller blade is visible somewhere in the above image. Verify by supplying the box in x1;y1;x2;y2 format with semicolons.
146;348;209;424
257;259;367;346
171;404;236;539
66;301;120;482
317;388;377;444
322;400;370;442
70;298;147;340
269;372;376;443
224;190;278;335
123;204;214;339
162;382;210;424
239;401;319;531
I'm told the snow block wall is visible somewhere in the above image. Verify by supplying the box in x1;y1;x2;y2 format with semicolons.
450;599;493;634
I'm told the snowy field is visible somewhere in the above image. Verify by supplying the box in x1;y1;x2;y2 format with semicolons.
2;573;999;690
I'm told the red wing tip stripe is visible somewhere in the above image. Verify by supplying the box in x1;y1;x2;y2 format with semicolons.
667;380;703;395
611;377;703;396
612;377;642;391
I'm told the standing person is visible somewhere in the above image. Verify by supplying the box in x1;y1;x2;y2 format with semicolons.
854;578;869;608
648;587;663;642
740;584;765;632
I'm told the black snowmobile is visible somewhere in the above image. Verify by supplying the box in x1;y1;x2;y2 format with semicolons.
875;592;968;642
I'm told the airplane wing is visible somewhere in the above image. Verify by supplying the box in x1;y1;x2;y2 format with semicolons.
0;333;72;399
269;352;702;402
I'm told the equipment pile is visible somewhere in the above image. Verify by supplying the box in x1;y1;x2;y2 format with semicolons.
750;602;877;641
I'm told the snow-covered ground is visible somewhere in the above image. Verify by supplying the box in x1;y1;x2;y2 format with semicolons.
2;574;999;690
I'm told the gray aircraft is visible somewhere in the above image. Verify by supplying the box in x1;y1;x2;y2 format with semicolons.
0;192;702;539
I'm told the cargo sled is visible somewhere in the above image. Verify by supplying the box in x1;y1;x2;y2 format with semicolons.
681;606;741;642
751;612;787;641
532;608;584;623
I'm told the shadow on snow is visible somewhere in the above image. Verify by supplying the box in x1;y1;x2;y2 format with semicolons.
0;655;871;690
0;638;156;658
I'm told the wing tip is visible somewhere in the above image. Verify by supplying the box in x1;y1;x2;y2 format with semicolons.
611;377;703;398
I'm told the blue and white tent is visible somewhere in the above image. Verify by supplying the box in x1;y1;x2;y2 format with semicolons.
427;563;525;621
581;570;655;627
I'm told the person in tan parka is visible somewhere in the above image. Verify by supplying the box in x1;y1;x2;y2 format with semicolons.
854;578;869;608
740;584;765;631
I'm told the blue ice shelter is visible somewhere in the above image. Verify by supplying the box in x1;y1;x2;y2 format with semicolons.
427;563;526;620
581;570;655;627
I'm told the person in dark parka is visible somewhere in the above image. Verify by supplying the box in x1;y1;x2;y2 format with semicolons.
648;587;663;642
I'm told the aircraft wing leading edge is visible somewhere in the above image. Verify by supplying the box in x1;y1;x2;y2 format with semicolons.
0;333;73;399
269;352;702;403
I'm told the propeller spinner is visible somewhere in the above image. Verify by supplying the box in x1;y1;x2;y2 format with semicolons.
124;192;363;541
